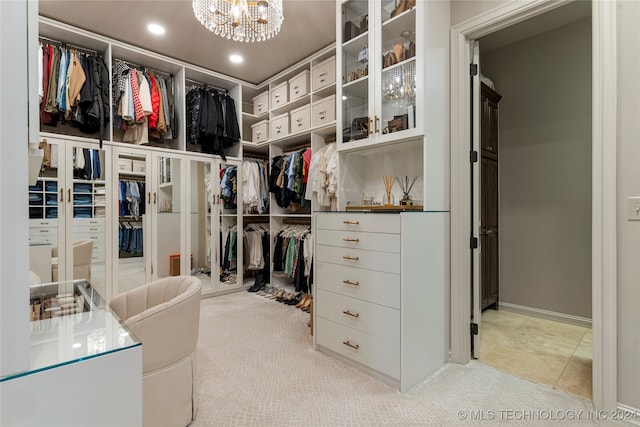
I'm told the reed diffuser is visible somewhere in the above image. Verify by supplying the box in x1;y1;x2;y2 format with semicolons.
395;176;418;206
382;175;396;206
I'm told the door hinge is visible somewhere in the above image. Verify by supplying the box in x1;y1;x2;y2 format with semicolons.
470;237;478;249
471;322;479;335
470;150;478;163
470;64;478;76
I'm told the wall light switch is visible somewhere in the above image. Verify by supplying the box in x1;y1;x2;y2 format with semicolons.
627;197;640;221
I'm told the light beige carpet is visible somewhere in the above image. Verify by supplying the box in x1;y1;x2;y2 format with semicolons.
192;292;630;426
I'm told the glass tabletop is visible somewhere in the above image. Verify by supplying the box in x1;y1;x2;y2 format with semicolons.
1;280;140;382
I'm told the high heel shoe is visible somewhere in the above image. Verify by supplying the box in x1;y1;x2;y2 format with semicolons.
299;295;312;311
296;294;310;309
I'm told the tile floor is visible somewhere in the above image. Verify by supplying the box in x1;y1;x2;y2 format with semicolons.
479;309;592;400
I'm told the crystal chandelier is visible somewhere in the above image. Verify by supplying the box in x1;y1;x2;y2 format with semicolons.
193;0;284;43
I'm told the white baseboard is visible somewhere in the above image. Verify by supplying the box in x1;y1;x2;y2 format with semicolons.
617;403;640;426
498;302;592;329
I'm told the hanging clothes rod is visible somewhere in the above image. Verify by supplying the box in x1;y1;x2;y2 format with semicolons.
39;36;102;57
281;143;311;153
118;175;146;182
243;155;268;162
113;58;174;79
185;78;228;94
282;217;311;225
119;216;142;222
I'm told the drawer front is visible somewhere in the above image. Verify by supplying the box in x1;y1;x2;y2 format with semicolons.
316;317;400;380
289;70;310;101
29;229;58;245
312;56;336;90
290;105;310;133
316;245;400;274
316;262;400;309
271;83;288;108
73;218;106;228
311;96;335;128
316;289;400;344
252;122;269;143
253;91;269;115
316;213;400;234
316;229;400;253
30;219;58;228
270;115;289;139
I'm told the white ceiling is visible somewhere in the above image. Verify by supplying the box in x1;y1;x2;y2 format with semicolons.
480;0;591;54
39;0;337;85
39;1;592;84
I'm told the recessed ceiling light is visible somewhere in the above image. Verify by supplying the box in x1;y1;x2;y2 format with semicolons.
342;95;347;101
73;343;82;349
229;54;243;64
147;23;166;36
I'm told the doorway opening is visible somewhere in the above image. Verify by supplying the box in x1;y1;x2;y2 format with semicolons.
471;1;593;400
445;0;624;406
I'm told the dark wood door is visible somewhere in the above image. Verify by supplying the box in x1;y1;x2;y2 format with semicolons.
481;157;499;310
480;83;501;311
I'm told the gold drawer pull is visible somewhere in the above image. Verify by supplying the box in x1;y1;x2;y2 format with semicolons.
342;280;360;286
342;255;359;261
342;220;359;225
342;237;360;242
342;340;359;350
343;310;359;318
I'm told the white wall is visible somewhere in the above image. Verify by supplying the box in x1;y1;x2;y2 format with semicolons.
451;0;510;26
0;0;30;377
615;0;640;410
481;18;592;319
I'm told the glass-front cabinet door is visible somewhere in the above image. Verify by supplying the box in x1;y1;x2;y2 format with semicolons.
217;159;242;291
187;157;215;296
152;153;185;280
113;148;151;297
341;0;372;143
340;0;418;146
378;0;417;137
29;138;65;284
29;138;110;298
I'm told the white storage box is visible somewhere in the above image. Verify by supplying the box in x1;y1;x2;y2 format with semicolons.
118;159;132;172
251;120;269;143
253;91;269;116
311;95;336;128
271;81;288;108
290;104;311;133
270;113;289;139
132;160;145;173
289;70;310;101
312;56;336;91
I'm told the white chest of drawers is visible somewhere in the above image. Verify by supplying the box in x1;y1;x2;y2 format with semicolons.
313;211;448;392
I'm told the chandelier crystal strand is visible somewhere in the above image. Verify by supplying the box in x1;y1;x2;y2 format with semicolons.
193;0;284;43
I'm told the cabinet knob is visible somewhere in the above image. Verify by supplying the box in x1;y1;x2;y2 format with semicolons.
342;220;359;225
342;280;360;286
342;255;359;261
342;340;359;350
59;189;64;203
375;116;380;134
153;192;157;204
342;310;360;318
342;237;360;242
67;189;71;203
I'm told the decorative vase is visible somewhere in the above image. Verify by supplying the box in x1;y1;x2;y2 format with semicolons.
400;194;413;206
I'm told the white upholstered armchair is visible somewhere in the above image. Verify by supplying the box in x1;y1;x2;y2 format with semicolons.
109;276;202;427
51;239;93;283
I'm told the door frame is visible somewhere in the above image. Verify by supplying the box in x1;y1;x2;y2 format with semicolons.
449;0;617;411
